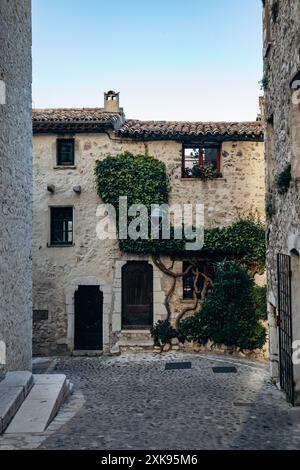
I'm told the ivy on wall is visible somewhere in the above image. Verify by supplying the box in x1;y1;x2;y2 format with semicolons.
95;151;169;208
95;152;265;272
95;151;185;253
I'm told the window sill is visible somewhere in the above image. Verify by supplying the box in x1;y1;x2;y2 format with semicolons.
47;243;75;248
181;177;226;182
121;329;151;333
53;165;77;170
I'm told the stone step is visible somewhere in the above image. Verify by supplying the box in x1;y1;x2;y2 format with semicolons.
0;371;34;434
5;374;69;434
119;339;153;347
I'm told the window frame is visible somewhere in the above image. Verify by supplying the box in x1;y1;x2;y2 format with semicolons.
56;138;75;167
182;260;213;300
182;144;221;178
49;206;74;247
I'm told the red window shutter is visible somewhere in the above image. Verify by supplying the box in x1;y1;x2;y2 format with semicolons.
216;148;221;172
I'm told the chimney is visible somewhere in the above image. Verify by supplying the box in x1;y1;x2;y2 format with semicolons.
104;90;120;112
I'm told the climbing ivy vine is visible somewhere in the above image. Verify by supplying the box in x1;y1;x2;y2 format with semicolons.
95;151;266;274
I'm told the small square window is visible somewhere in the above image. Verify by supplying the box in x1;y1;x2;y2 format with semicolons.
182;145;221;178
50;207;73;246
57;139;75;166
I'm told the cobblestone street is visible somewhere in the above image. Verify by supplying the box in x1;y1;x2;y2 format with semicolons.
33;353;300;450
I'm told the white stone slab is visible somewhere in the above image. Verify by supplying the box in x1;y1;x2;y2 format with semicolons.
2;371;33;394
5;374;67;434
0;372;33;434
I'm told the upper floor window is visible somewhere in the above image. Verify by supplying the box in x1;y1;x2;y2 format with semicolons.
50;207;73;246
57;138;75;166
182;145;221;178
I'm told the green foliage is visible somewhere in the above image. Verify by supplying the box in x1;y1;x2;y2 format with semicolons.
95;151;168;208
185;164;223;180
202;218;266;274
180;261;267;350
253;285;267;321
95;153;265;273
150;320;178;346
260;75;269;91
277;163;291;194
119;230;186;255
95;152;185;254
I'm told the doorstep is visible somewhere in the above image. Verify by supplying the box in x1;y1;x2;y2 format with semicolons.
72;350;103;357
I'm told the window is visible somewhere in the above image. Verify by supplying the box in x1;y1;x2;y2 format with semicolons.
50;207;73;246
182;145;221;178
182;261;213;300
57;139;75;166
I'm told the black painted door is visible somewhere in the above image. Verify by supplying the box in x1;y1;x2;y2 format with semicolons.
74;286;103;350
122;262;153;329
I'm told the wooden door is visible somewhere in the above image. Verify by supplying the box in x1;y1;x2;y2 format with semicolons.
122;262;153;329
74;286;103;350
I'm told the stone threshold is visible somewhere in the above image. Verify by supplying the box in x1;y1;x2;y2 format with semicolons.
72;350;103;357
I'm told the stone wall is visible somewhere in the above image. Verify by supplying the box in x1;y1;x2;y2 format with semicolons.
0;0;32;371
263;0;300;403
32;133;264;355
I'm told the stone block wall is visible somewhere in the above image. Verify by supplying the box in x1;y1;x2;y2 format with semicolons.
0;0;32;371
263;0;300;402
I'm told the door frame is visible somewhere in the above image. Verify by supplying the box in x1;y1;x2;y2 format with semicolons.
112;259;168;334
121;261;154;330
65;277;112;353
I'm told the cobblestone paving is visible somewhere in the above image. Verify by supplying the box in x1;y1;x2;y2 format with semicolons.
35;353;300;450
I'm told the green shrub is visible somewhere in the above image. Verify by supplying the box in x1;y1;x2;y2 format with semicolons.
150;320;178;346
253;285;267;321
202;218;266;274
180;261;267;350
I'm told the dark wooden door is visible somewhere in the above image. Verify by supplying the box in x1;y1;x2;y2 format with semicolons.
277;254;295;405
74;286;103;350
122;262;153;329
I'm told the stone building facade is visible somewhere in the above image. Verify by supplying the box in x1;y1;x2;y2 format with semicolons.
263;0;300;405
32;91;264;356
0;0;32;372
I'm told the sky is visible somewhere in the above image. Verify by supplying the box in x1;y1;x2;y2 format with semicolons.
32;0;263;121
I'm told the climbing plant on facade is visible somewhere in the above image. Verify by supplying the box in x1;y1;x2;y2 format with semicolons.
95;152;266;331
180;261;267;350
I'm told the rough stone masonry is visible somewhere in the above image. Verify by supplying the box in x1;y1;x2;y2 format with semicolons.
0;0;32;372
263;0;300;404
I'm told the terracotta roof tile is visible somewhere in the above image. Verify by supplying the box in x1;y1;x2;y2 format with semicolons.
32;108;263;140
33;108;124;133
118;120;263;140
